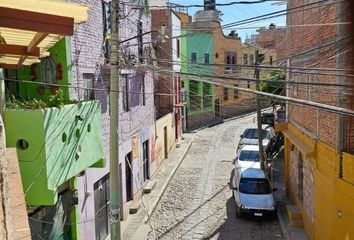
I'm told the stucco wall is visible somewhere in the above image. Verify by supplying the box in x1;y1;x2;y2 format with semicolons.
181;22;215;129
172;12;181;73
285;124;354;240
303;156;315;224
71;1;110;239
119;124;156;202
155;113;176;167
72;1;155;239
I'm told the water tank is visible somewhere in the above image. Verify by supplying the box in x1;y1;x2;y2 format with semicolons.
204;0;216;10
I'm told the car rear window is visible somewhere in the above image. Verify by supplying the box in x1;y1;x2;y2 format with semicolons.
243;129;270;140
239;150;259;161
239;178;272;194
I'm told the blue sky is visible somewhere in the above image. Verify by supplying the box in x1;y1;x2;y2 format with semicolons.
169;0;287;42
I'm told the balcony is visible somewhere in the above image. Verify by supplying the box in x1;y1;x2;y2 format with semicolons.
4;100;105;205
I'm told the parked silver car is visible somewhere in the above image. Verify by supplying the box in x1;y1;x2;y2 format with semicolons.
232;168;277;218
237;125;276;157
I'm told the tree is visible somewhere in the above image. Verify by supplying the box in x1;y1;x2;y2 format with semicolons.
260;70;285;95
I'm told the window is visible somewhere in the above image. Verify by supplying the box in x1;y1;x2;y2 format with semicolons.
269;56;273;65
249;54;254;65
102;1;111;63
223;87;228;101
143;140;149;181
231;54;236;72
243;54;248;65
137;21;144;64
225;55;230;71
234;84;239;99
122;75;129;111
140;74;145;106
191;52;197;63
176;39;180;58
243;128;270;139
239;178;272;195
247;81;250;89
204;53;210;64
94;174;110;240
239;150;260;161
83;73;95;100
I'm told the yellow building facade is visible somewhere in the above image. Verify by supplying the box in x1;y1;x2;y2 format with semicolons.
280;1;354;239
154;113;176;167
280;122;354;240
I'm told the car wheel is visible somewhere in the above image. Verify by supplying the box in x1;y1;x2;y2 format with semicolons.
236;205;242;218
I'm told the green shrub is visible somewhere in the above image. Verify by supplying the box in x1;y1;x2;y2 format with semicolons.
6;89;67;110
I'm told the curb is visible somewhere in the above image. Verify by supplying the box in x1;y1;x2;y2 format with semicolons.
143;134;195;223
277;202;291;240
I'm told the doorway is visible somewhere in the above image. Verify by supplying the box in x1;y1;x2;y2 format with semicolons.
215;98;220;118
125;152;133;202
164;126;168;159
297;151;304;202
143;140;150;182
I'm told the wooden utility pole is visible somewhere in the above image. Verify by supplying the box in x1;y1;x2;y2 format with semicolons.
255;50;266;171
109;0;121;239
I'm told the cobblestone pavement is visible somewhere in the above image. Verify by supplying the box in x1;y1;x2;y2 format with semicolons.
147;113;284;240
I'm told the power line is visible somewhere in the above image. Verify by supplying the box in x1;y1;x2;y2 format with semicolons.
125;0;286;9
137;63;354;116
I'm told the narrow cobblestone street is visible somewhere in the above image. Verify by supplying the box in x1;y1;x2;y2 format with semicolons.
147;113;283;240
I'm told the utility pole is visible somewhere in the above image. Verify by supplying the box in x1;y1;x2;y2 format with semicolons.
110;0;121;239
255;50;266;171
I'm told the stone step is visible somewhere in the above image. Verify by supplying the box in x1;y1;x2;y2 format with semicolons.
289;219;304;228
143;180;156;194
129;201;140;214
286;204;303;220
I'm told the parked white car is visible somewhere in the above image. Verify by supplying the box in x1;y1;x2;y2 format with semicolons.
232;168;277;218
235;145;261;170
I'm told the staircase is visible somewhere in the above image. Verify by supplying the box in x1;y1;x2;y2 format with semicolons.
286;205;304;228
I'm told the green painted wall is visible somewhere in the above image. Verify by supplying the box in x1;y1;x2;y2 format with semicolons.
181;29;215;116
16;37;71;101
4;100;105;205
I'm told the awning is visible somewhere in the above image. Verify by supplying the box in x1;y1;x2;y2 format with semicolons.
283;129;316;158
0;0;89;69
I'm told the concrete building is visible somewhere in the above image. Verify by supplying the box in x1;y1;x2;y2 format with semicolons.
151;2;183;147
71;1;156;239
212;22;256;118
179;10;216;130
254;24;286;50
246;24;286;65
0;1;97;239
181;23;215;129
0;1;155;239
276;1;354;239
